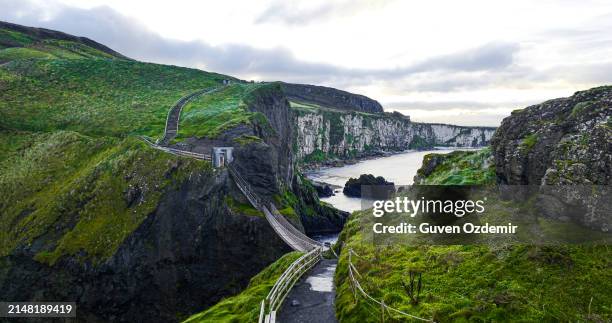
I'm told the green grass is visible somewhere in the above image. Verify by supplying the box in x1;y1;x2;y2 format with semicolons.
303;149;332;163
0;131;211;265
0;59;226;138
0;28;120;63
0;47;56;61
225;196;263;217
416;148;496;185
177;83;264;139
41;39;117;59
409;135;431;149
273;190;301;221
233;135;263;146
0;28;260;267
521;133;538;151
570;101;594;118
336;229;611;322
0;43;114;63
183;251;302;323
0;29;36;47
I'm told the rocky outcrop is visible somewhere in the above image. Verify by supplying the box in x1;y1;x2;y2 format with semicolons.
245;84;296;189
312;182;334;197
491;86;611;185
294;108;495;161
293;175;349;234
215;84;348;235
343;174;394;198
491;86;611;231
280;82;384;113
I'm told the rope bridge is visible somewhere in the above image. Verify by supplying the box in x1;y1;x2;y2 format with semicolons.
140;86;326;322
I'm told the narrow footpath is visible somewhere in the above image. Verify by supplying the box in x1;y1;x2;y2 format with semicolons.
277;258;338;323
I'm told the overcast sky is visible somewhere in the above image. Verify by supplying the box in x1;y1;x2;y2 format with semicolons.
3;0;612;126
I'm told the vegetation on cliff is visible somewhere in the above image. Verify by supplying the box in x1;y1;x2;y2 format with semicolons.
291;100;496;164
0;130;210;265
183;251;302;323
0;24;123;62
336;226;610;322
414;148;495;185
491;85;611;186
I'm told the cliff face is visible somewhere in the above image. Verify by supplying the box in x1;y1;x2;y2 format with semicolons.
0;138;290;323
491;86;611;231
491;86;611;185
293;107;495;161
240;85;349;233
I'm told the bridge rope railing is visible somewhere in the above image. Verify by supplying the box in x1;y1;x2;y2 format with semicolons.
227;164;263;209
258;246;323;323
262;206;308;251
140;136;211;160
347;249;434;322
268;204;323;248
227;164;322;252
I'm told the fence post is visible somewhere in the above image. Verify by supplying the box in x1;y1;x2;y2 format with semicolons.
258;300;265;323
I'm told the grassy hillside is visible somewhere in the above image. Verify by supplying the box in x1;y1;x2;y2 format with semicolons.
176;82;265;140
0;130;210;265
0;23;237;265
0;23;123;62
0;59;229;138
0;21;244;140
183;251;302;323
334;150;612;322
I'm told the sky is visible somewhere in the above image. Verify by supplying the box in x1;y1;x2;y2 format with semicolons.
2;0;612;126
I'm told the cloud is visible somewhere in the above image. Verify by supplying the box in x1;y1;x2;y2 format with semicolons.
407;42;519;73
0;0;521;87
1;0;610;127
255;0;394;26
383;100;534;111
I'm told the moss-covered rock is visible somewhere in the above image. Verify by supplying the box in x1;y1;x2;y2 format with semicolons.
414;148;496;185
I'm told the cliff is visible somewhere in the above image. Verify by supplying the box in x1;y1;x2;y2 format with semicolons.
491;86;611;185
0;134;292;322
491;85;611;231
292;103;495;162
280;82;384;113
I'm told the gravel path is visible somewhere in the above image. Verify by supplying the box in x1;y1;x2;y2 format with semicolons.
277;258;338;323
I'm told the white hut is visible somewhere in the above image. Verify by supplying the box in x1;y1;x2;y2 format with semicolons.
212;147;234;167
